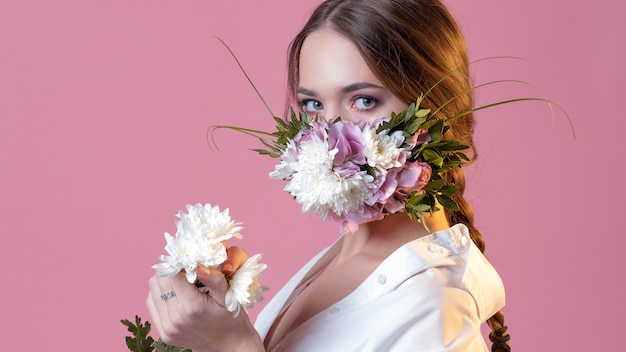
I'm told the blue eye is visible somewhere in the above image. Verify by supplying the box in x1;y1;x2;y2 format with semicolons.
353;96;377;110
299;99;324;112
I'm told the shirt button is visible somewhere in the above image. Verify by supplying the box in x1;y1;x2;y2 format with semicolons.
377;274;387;285
329;307;340;314
428;244;442;253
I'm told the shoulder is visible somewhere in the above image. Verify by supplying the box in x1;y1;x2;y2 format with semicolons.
400;224;506;322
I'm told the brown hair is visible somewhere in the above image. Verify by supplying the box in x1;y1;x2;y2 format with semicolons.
286;0;510;350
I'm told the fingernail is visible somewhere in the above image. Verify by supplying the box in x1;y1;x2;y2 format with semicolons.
222;263;233;274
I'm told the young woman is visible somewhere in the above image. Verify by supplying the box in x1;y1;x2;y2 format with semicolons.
147;1;511;351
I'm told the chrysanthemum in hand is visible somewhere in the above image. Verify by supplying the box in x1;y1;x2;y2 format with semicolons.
152;203;267;313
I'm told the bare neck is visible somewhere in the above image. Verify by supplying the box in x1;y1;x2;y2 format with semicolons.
335;210;450;264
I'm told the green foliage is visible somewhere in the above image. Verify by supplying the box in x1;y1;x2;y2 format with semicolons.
269;109;312;154
377;98;470;221
121;316;155;352
153;340;192;352
212;108;312;159
122;316;192;352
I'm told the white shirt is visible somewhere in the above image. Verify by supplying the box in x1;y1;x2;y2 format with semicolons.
254;224;505;352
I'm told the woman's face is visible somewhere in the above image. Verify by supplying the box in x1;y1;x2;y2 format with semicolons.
297;29;407;123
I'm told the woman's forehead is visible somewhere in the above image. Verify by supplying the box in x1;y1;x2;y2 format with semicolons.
298;29;383;94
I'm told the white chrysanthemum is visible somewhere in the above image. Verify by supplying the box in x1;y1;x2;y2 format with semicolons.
328;171;375;216
363;125;405;171
285;165;375;220
152;203;242;283
152;232;227;283
225;254;268;315
269;139;299;180
296;134;336;172
178;203;243;243
285;167;338;219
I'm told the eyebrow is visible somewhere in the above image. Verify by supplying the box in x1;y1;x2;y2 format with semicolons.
297;82;384;96
342;82;384;93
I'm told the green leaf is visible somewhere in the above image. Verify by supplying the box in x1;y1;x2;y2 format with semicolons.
436;194;460;211
153;340;193;352
273;116;288;129
432;140;469;151
440;160;465;170
121;316;155;352
405;207;425;222
419;118;439;131
439;185;459;196
404;103;416;123
410;203;432;213
405;117;427;134
423;178;445;191
421;149;444;167
250;148;270;155
415;108;430;118
422;192;436;208
406;192;426;205
427;119;444;141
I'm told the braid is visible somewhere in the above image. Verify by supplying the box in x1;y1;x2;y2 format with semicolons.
445;168;511;351
445;168;483;252
488;311;511;352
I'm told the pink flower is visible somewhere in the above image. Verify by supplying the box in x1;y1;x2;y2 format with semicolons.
295;120;328;144
335;205;385;234
397;161;432;194
333;161;361;178
366;168;398;206
327;120;366;166
382;196;404;214
406;128;431;148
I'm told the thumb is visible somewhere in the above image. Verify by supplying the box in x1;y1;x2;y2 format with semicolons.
221;246;249;275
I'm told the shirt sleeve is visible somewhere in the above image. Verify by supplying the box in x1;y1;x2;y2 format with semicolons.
365;265;489;352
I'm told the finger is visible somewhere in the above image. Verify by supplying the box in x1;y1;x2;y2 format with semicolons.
196;266;230;308
147;275;173;337
146;291;166;337
221;246;249;275
154;271;200;300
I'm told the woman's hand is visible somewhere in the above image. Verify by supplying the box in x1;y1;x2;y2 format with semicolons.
146;247;264;352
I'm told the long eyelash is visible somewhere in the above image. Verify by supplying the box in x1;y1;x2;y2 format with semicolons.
297;99;312;106
353;96;378;112
298;98;323;112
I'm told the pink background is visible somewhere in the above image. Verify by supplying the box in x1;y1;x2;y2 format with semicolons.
1;0;623;350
